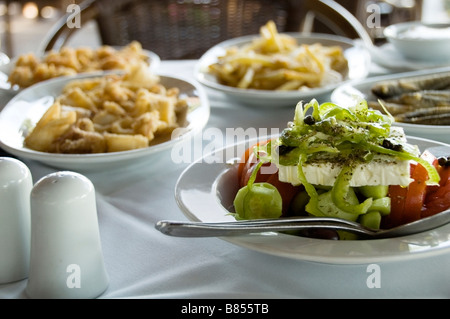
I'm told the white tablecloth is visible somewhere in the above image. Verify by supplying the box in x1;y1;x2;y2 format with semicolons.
1;60;449;300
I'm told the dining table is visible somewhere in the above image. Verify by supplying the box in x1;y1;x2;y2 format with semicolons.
1;57;449;302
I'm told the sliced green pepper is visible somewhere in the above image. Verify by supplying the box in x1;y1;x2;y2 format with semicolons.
330;165;373;215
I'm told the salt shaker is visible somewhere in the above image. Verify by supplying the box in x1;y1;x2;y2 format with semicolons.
26;171;109;299
0;157;32;284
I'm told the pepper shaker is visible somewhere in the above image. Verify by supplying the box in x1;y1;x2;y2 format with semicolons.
26;171;109;299
0;157;32;284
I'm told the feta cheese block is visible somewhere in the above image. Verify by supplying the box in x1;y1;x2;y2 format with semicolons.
278;154;412;187
277;126;415;187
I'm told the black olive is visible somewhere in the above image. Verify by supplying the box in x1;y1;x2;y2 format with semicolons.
382;139;403;152
277;145;295;156
382;139;392;149
303;115;315;125
438;156;450;167
392;144;403;152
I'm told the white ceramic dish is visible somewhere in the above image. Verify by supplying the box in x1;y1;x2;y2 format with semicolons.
330;67;450;144
384;21;450;63
0;48;161;93
195;33;370;107
0;72;209;171
368;43;450;71
175;136;450;264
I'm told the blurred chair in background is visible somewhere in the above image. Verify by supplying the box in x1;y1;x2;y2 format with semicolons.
39;0;373;59
301;0;373;46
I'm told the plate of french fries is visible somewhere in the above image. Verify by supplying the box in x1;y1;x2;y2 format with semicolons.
0;66;209;171
195;21;370;107
0;41;160;94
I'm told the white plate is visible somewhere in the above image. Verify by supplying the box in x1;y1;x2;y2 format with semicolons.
0;72;210;171
175;136;450;264
195;33;370;107
330;67;450;145
0;48;161;93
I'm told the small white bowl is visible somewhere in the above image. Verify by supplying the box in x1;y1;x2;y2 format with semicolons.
384;21;450;62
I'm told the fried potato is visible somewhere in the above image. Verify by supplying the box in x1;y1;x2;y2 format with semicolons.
24;101;77;152
104;133;148;152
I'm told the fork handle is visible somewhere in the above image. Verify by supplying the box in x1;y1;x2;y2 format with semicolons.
155;220;373;237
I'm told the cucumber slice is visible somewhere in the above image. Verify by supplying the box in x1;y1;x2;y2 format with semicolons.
369;197;391;216
358;185;389;199
359;211;382;230
308;188;361;221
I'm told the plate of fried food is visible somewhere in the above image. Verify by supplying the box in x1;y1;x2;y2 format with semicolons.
0;41;160;94
330;67;450;144
195;21;370;107
0;65;209;171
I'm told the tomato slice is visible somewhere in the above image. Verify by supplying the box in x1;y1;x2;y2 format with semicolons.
402;162;429;224
238;140;272;188
237;142;258;184
423;165;450;218
384;184;408;229
241;159;275;187
384;154;434;228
